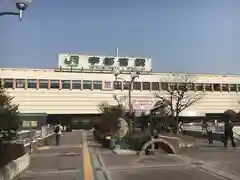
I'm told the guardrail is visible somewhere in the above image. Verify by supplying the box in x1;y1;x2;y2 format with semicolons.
182;123;240;141
17;125;55;145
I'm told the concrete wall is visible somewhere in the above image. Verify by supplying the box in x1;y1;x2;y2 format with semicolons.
0;154;30;180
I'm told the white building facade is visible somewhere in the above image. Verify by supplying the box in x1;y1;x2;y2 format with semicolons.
1;68;240;116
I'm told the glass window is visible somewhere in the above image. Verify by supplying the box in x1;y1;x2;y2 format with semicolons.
161;82;168;90
142;82;150;90
151;82;159;91
39;79;49;89
16;79;25;88
230;84;237;92
169;83;177;91
62;80;71;89
104;81;112;89
133;82;141;90
205;84;212;91
196;83;204;91
238;85;240;92
123;81;130;90
222;84;229;91
72;80;81;89
93;81;102;89
114;81;122;90
50;80;59;89
178;83;188;91
83;80;92;89
178;83;195;91
3;79;13;89
28;79;37;89
188;83;195;91
213;84;220;91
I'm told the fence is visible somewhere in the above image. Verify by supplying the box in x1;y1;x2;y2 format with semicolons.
17;125;55;145
182;123;240;140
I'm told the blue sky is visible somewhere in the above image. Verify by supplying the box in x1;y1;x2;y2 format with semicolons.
0;0;240;74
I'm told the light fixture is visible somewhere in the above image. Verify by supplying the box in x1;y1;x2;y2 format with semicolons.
15;0;32;20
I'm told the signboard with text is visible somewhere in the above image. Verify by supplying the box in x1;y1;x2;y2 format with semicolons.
58;53;152;72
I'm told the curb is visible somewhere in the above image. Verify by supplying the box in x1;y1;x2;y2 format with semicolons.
90;149;112;180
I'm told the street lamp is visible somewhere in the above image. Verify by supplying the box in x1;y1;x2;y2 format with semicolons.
0;0;32;21
112;68;140;132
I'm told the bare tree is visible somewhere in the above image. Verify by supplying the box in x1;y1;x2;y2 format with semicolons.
155;74;204;133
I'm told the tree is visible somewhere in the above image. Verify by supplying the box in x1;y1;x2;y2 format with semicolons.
155;74;204;133
97;102;123;134
0;88;20;141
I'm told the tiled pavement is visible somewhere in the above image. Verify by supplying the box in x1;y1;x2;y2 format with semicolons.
91;139;240;180
16;131;84;180
15;130;240;180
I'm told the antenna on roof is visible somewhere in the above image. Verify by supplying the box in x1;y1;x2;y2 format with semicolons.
116;48;119;57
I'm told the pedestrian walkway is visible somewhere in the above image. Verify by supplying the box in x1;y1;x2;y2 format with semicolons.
16;131;84;180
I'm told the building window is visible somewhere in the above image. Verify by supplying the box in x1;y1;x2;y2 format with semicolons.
178;83;189;91
104;81;112;89
62;80;71;89
142;82;150;90
188;83;195;91
238;85;240;92
28;79;37;89
123;81;130;90
213;84;220;91
50;80;60;89
16;79;25;88
205;84;212;91
161;82;168;91
222;84;229;91
3;79;13;88
83;80;92;89
39;79;49;89
230;84;237;92
151;82;159;91
114;81;122;90
72;80;81;89
93;81;102;89
196;83;204;91
133;82;141;90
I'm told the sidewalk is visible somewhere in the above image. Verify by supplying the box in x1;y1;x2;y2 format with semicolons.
16;131;84;180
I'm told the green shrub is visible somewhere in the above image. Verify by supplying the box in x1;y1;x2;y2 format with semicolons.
124;130;151;151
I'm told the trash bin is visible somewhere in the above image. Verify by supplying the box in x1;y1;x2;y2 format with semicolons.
102;136;111;148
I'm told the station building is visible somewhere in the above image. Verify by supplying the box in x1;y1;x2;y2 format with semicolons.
1;53;240;125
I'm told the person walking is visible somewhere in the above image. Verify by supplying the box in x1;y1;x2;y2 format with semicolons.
206;121;213;144
224;119;236;147
54;124;63;146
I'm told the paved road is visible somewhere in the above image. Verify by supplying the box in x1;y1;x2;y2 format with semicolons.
15;130;240;180
90;138;240;180
16;131;84;180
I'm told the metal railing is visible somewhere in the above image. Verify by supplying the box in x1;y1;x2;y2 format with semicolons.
17;125;55;145
182;123;240;141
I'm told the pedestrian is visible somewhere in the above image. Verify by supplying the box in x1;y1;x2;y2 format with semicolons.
178;121;183;134
202;121;207;136
206;121;213;144
54;124;63;146
224;119;236;147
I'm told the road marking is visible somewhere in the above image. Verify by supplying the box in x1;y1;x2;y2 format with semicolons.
38;146;51;150
20;169;80;177
83;138;94;180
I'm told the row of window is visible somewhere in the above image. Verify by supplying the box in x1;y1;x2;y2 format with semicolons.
1;78;240;92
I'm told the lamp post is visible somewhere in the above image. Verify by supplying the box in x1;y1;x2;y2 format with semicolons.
0;0;32;21
112;68;140;132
